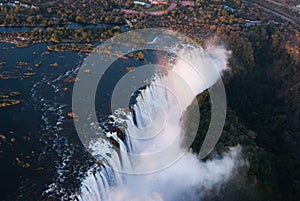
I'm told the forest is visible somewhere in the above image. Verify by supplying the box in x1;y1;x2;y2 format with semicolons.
190;22;300;201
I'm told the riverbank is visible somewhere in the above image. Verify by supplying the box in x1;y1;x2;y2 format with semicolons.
0;24;127;49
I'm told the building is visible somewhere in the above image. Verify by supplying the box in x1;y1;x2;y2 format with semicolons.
149;0;168;5
133;1;151;8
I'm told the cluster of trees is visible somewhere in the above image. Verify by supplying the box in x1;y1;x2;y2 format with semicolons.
227;25;300;201
187;21;300;201
0;0;128;26
0;0;254;28
0;26;123;45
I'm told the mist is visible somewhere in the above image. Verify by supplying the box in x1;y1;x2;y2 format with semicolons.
109;146;243;201
77;44;243;201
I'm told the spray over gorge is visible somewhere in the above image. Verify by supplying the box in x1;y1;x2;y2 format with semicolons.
71;29;244;201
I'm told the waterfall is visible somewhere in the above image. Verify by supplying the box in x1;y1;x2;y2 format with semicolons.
76;45;243;201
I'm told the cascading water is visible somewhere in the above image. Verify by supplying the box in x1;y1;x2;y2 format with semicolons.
76;45;243;201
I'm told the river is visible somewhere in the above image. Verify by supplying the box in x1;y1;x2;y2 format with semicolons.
0;41;159;200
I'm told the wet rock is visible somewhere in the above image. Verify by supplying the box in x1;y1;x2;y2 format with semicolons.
128;52;134;58
50;62;59;68
67;112;78;118
16;157;31;168
64;77;80;83
137;51;145;60
23;72;35;78
0;99;21;108
96;161;103;166
0;71;18;79
9;91;21;97
16;61;28;66
0;134;6;141
126;66;135;72
0;94;9;99
10;138;16;143
34;62;42;67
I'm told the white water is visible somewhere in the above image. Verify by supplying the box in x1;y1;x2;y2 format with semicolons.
30;52;92;198
76;45;243;201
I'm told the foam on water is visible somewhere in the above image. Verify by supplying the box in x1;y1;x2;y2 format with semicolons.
30;53;93;199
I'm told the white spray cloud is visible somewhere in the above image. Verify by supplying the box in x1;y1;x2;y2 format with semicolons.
109;146;243;201
77;44;242;201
